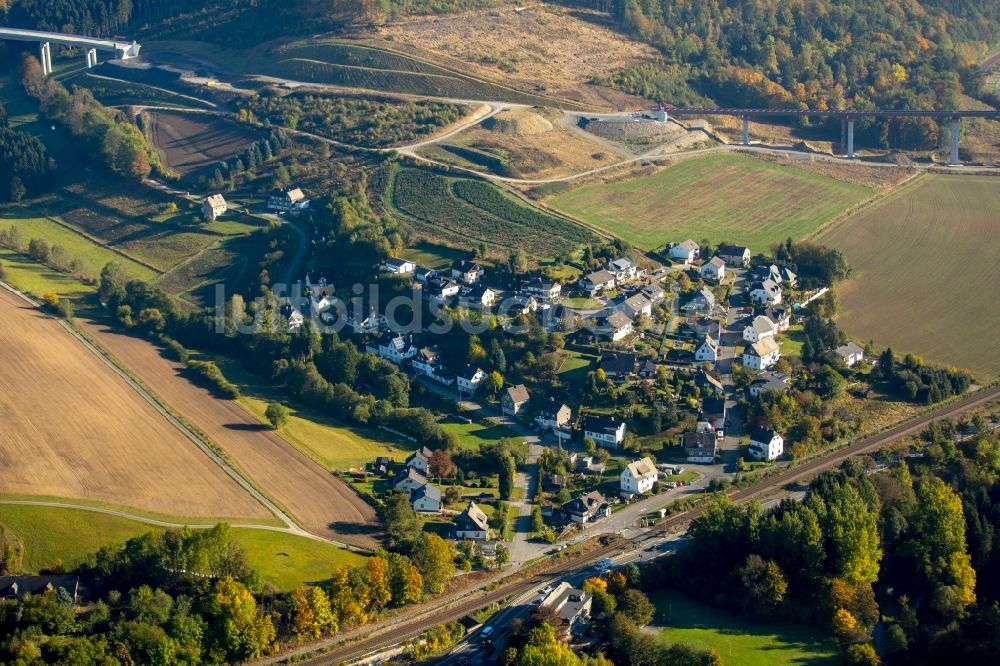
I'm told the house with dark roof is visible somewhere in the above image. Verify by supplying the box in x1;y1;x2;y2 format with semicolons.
502;384;531;416
580;269;616;294
683;424;718;463
393;466;428;492
749;279;782;305
372;456;391;475
454;501;490;540
748;372;790;398
599;352;638;381
451;260;482;284
717;244;751;267
641;283;665;302
411;346;454;385
583;415;627;449
541;582;593;637
267;187;309;213
697;369;725;396
702;397;727;438
562;491;610;523
749;427;784;461
543;473;566;491
369;331;418;365
464;284;497;308
0;576;79;602
424;276;461;302
684;288;716;312
406;446;434;474
535;398;571;432
456;365;486;396
523;278;562;301
411;484;442;513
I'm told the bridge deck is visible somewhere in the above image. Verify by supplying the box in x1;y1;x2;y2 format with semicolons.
0;27;129;52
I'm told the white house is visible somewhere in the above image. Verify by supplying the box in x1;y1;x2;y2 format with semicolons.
202;193;227;221
765;305;791;331
457;365;486;395
454;501;490;541
694;335;719;364
700;256;726;282
718;244;751;268
684;288;716;312
608;257;637;282
535;398;571;432
743;315;777;343
596;311;634;342
424;276;461;302
414;266;438;283
833;342;865;367
450;260;482;285
392;467;428;492
523;278;562;301
749;427;784;461
370;331;417;365
410;346;453;385
743;337;781;371
382;257;416;274
406;446;433;474
344;307;386;335
669;239;700;263
749;279;783;305
464;285;497;309
583;415;627;449
620;457;658;496
580;269;616;294
410;484;442;513
621;293;653;320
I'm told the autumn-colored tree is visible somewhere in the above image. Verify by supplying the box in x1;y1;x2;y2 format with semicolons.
208;577;276;661
428;449;455;480
289;586;315;640
413;533;455;595
367;555;392;611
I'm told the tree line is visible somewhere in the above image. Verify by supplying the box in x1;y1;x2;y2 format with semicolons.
21;54;164;182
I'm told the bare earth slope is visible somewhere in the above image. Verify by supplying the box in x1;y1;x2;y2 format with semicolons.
77;318;382;548
0;288;269;520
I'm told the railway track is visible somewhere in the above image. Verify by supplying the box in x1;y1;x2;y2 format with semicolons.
279;385;999;665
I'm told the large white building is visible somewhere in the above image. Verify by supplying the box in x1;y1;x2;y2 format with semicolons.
749;427;784;461
583;415;627;449
743;337;781;371
620;457;658;496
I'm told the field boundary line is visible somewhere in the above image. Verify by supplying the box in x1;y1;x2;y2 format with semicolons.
804;170;926;241
83;71;218;108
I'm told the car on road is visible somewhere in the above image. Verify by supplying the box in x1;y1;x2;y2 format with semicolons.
595;557;613;573
539;585;554;595
480;626;494;641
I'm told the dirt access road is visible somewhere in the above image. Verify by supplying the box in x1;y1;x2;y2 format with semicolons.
76;317;382;549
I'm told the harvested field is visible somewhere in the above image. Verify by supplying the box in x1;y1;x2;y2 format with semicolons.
547;153;872;251
0;287;268;520
375;5;656;110
145;111;259;175
815;175;1000;380
76;317;382;548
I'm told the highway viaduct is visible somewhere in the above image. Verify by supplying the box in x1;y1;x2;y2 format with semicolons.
0;27;141;76
658;106;1000;166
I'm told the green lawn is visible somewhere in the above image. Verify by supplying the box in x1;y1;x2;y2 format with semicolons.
212;357;415;470
558;352;595;383
651;589;840;666
439;420;518;451
0;504;363;591
403;241;472;270
548;153;872;252
778;325;806;359
0;248;93;297
0;213;157;282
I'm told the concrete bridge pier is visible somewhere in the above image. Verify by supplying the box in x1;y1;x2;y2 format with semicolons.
949;116;961;166
86;48;97;68
39;41;52;75
846;116;855;159
742;115;750;146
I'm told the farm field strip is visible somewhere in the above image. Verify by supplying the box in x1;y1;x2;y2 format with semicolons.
815;174;1000;379
75;316;382;548
389;167;598;257
145;110;260;175
547;153;873;251
0;285;270;521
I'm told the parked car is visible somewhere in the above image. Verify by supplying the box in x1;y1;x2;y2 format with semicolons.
539;585;554;595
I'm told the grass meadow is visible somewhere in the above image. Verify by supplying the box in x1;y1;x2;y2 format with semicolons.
548;153;872;251
0;504;364;591
651;589;840;666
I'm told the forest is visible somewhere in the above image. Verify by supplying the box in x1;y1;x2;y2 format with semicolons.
0;102;48;202
643;412;1000;665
